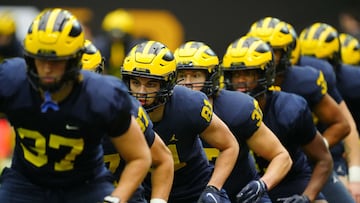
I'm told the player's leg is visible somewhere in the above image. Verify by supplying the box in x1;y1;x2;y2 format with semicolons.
321;170;355;203
0;167;46;203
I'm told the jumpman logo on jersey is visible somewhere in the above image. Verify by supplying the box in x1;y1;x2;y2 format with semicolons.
332;173;340;184
169;134;178;143
336;165;345;174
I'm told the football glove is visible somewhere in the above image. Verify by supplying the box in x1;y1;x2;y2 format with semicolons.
277;194;310;203
236;179;267;203
197;185;230;203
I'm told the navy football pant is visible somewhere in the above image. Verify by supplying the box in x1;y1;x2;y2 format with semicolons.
0;167;115;203
321;170;355;203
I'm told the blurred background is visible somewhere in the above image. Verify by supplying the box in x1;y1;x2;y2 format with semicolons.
1;0;360;58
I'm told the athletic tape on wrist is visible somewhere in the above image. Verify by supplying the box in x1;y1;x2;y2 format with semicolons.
322;137;329;149
150;198;167;203
349;166;360;182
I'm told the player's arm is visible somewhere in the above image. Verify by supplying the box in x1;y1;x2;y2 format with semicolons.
149;132;174;202
247;122;292;190
200;113;239;190
301;131;333;201
339;101;360;200
313;93;350;147
110;116;152;202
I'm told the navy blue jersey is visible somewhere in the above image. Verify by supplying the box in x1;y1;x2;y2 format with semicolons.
280;65;326;110
336;64;360;163
300;56;343;103
0;57;133;188
144;85;213;202
102;96;155;183
255;91;315;185
337;64;360;133
205;89;261;198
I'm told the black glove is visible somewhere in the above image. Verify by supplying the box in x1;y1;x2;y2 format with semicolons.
197;185;229;203
236;179;267;203
277;194;310;203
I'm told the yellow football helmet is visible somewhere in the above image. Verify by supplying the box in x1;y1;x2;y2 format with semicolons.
299;22;341;67
0;11;16;35
82;40;104;74
247;17;293;73
24;8;85;92
122;40;176;111
287;23;301;65
222;36;275;97
339;33;360;65
102;9;134;39
174;41;221;96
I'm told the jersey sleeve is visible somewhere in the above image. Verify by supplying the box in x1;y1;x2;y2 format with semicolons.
285;93;317;145
284;66;327;109
0;58;27;111
130;97;155;147
175;86;213;134
241;96;263;139
95;76;133;137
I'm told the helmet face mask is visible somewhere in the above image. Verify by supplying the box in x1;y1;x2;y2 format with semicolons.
176;68;208;92
24;8;85;92
222;36;275;98
174;41;221;96
225;68;261;94
122;41;176;112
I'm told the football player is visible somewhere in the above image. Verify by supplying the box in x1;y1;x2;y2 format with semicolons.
248;18;355;203
247;17;350;148
0;8;152;203
121;40;239;203
300;23;360;203
222;35;333;203
93;9;145;77
0;11;23;174
174;41;292;203
82;40;174;203
0;11;23;62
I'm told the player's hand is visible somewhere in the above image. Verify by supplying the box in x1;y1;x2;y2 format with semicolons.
236;179;267;203
197;185;229;203
277;194;310;203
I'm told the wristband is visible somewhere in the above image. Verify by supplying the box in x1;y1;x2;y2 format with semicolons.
349;166;360;182
322;137;329;149
103;195;121;203
150;198;167;203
